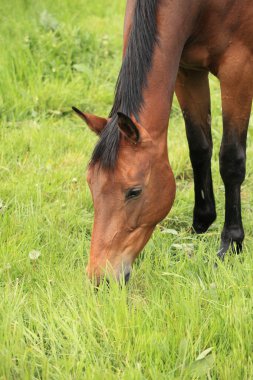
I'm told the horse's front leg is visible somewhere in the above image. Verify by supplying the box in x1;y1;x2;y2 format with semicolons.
175;68;216;233
218;49;253;259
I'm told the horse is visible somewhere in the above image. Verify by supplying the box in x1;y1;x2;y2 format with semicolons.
73;0;253;284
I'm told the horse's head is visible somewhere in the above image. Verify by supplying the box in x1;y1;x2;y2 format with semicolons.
73;107;176;284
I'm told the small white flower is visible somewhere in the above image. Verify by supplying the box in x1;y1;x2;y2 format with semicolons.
29;250;41;261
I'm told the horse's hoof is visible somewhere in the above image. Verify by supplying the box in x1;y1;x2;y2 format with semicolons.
217;237;243;261
192;222;210;234
192;209;217;234
217;239;230;261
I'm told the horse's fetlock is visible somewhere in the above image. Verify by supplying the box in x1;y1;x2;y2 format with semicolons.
221;224;245;243
193;203;216;234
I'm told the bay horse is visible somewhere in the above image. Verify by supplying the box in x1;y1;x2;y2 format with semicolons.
73;0;253;284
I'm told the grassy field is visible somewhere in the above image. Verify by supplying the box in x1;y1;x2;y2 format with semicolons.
0;0;253;379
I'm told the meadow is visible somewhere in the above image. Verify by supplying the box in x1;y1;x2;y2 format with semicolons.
0;0;253;379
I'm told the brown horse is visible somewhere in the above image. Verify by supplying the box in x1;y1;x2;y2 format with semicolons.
73;0;253;284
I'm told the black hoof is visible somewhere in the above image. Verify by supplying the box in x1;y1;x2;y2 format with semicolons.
217;239;230;261
217;239;243;261
192;210;217;234
217;227;244;260
192;222;211;234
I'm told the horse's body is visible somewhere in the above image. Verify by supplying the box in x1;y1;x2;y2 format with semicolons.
74;0;253;283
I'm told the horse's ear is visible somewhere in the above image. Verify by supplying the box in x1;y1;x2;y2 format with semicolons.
72;106;107;135
117;112;140;144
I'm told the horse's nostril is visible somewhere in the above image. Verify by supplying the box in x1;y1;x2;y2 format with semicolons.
124;272;131;284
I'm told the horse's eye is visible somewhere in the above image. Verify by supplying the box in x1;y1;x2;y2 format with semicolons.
125;187;142;200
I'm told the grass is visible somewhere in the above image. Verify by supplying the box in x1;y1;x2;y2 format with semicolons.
0;0;253;379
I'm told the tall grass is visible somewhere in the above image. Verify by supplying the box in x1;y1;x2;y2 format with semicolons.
0;0;253;379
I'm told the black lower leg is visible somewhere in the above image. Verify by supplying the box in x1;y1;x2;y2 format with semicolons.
186;122;216;233
175;69;216;233
218;140;246;259
191;153;216;233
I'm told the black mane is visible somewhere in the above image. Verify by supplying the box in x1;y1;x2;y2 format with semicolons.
91;0;160;169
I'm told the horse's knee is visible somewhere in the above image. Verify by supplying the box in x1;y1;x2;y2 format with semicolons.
219;142;246;185
190;143;212;167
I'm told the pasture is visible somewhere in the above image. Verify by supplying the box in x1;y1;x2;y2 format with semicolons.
0;0;253;378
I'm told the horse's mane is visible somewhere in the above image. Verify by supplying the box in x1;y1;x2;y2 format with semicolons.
90;0;160;169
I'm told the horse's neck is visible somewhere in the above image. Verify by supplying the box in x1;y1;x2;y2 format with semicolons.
124;1;201;144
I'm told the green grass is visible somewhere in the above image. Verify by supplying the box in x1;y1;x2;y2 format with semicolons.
0;0;253;379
